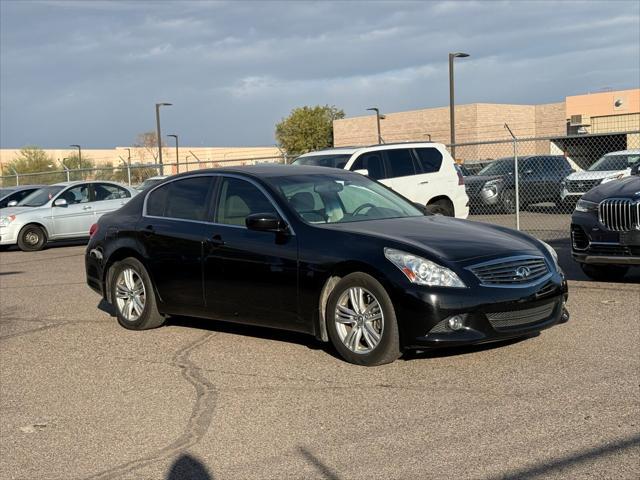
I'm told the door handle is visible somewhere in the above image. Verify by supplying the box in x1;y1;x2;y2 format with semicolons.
83;205;92;210
419;180;429;185
210;234;226;247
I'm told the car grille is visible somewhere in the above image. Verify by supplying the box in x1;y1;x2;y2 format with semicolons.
598;199;640;232
469;256;550;286
486;302;557;331
571;225;589;250
566;179;601;193
587;243;640;256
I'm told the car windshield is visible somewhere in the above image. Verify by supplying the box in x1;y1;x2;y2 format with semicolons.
588;153;640;172
477;158;514;176
18;186;64;207
292;154;351;169
138;178;165;190
268;173;424;224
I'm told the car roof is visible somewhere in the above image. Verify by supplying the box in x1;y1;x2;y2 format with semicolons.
604;149;640;155
168;163;353;179
297;141;440;158
53;180;132;187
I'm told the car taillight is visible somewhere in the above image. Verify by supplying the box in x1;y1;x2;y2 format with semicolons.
89;224;99;238
455;165;465;185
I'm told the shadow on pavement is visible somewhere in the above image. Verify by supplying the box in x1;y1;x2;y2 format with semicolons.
167;454;213;480
484;433;640;480
299;447;342;480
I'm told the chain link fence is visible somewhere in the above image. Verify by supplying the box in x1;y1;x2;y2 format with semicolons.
0;155;287;189
451;130;640;242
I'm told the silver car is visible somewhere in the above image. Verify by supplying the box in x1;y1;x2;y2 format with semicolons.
0;181;138;251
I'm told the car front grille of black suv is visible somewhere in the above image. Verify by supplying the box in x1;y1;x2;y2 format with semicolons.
469;256;550;286
566;179;601;193
486;301;557;331
598;199;640;232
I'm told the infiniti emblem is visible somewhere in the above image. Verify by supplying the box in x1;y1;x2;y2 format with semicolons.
514;266;531;279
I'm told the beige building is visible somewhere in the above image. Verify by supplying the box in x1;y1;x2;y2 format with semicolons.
333;88;640;164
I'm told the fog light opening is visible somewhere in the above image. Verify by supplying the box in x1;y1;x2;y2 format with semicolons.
447;315;465;331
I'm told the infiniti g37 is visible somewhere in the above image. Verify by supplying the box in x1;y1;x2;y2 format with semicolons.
85;166;569;366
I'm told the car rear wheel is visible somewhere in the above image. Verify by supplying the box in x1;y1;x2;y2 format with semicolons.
501;188;516;214
110;257;165;330
17;225;46;251
580;264;629;282
326;272;401;366
426;199;453;216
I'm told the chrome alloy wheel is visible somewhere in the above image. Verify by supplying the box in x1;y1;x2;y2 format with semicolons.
334;287;384;354
115;268;146;322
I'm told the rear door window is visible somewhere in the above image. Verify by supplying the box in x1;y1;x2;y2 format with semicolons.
414;148;443;173
146;176;213;221
383;149;417;178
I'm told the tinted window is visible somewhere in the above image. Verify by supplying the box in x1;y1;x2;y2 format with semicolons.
415;148;443;173
146;184;168;217
384;149;416;178
216;177;276;226
165;177;212;221
94;183;131;201
350;153;385;180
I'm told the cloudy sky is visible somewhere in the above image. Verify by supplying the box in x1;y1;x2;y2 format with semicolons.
1;0;639;148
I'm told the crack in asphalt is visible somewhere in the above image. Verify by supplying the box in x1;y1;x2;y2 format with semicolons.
83;332;218;480
0;316;102;340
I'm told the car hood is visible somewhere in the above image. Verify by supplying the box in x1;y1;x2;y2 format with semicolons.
582;176;640;202
0;206;41;216
320;215;543;263
464;174;504;185
565;170;622;181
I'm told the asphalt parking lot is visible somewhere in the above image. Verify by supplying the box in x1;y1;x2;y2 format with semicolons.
1;239;639;479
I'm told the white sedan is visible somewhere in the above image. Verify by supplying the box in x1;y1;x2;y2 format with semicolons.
0;181;138;251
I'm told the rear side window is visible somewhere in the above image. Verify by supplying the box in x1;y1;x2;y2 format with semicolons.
146;176;212;221
94;183;131;201
351;153;385;180
383;149;416;178
414;148;443;173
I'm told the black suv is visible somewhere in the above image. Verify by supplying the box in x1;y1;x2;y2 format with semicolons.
571;164;640;280
464;155;574;213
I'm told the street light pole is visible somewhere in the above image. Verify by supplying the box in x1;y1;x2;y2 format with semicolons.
155;102;172;175
448;52;469;159
60;158;71;182
125;147;131;162
167;134;179;173
366;107;385;144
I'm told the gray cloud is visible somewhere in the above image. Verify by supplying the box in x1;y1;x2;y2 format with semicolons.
1;0;638;148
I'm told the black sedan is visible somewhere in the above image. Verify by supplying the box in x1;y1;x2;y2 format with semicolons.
85;165;569;366
571;164;640;281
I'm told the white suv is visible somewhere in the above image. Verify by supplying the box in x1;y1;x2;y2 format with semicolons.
292;142;469;218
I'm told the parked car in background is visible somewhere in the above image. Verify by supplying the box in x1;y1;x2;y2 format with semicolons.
464;155;574;213
293;142;469;218
571;162;640;281
561;149;640;205
0;185;45;209
0;181;138;251
86;165;568;366
137;175;168;191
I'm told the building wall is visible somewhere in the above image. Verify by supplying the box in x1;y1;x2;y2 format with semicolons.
566;88;640;121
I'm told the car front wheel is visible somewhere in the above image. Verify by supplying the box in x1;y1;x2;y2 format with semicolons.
109;257;165;330
17;225;46;251
326;272;401;366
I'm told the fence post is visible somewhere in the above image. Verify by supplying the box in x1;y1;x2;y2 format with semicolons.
504;124;520;230
10;167;19;186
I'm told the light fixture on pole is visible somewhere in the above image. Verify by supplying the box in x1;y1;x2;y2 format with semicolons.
448;52;469;159
167;134;179;173
366;107;386;144
155;102;172;175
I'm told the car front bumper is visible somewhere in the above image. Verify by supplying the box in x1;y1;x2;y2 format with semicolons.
571;212;640;265
0;225;19;246
392;270;568;349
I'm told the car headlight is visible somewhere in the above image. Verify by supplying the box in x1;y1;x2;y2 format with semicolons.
481;179;502;195
575;199;598;213
384;248;466;288
0;215;16;227
540;241;559;270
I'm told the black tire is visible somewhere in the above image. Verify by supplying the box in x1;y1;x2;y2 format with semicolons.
17;224;47;251
426;199;454;217
326;272;401;366
501;188;516;214
580;264;629;282
109;257;165;330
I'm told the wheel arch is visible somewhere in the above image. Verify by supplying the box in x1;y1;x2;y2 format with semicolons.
103;246;158;305
18;222;49;240
316;260;395;342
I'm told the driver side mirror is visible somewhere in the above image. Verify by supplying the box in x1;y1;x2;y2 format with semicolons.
7;200;18;207
53;198;68;207
353;169;369;177
246;213;287;233
631;163;640;176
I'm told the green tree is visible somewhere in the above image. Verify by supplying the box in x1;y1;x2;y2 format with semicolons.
275;105;345;157
62;154;94;181
1;146;61;185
